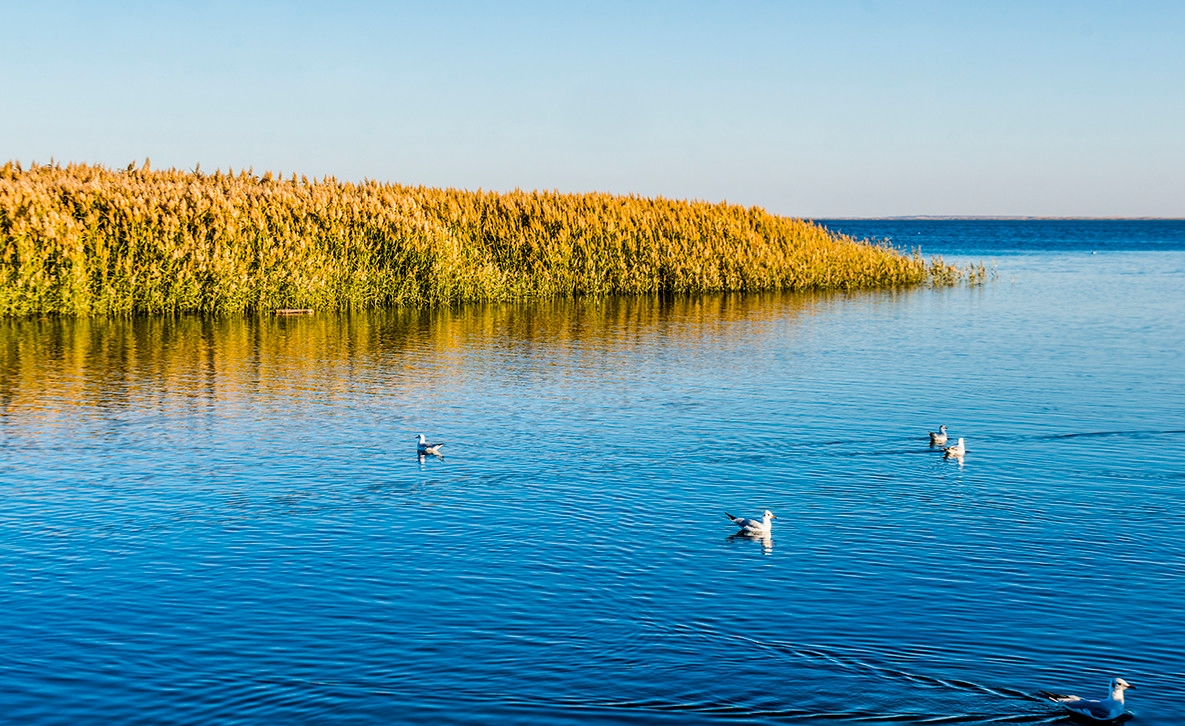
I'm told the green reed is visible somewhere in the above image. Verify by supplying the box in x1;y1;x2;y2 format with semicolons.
0;161;964;316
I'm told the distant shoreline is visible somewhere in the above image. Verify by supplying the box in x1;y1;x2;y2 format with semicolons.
814;216;1185;221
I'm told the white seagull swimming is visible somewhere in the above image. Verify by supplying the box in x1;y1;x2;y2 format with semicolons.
944;437;966;458
1040;678;1133;722
725;510;776;535
929;424;949;445
417;434;445;456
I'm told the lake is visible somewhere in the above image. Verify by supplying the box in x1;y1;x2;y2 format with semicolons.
2;220;1184;724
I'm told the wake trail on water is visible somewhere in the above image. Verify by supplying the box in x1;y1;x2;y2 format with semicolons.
1037;428;1185;441
583;700;1056;723
666;621;1036;700
571;621;1062;724
501;692;1060;724
830;447;939;458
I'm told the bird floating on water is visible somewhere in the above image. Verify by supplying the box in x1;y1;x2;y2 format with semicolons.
944;437;966;458
725;510;776;535
417;434;444;456
929;425;949;445
1040;678;1132;722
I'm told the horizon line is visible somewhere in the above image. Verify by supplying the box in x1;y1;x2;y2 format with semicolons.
811;215;1185;221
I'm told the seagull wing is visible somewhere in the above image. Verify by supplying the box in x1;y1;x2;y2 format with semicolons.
1042;694;1121;722
1065;699;1120;721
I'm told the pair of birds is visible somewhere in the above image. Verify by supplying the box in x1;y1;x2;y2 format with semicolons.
929;424;966;457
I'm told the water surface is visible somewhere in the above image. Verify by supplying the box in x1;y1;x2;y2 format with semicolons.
2;222;1184;724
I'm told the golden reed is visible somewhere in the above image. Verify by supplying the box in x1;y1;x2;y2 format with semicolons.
0;161;961;316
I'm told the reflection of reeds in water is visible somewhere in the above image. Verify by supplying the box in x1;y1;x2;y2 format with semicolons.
1;161;961;316
0;295;836;422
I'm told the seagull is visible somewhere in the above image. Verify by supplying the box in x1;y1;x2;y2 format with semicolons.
929;425;949;445
725;510;776;535
1040;678;1133;722
945;437;965;458
417;434;444;456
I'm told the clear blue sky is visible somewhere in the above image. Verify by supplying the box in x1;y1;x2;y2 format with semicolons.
2;1;1182;217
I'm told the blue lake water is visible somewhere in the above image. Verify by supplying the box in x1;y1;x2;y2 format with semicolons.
2;221;1184;724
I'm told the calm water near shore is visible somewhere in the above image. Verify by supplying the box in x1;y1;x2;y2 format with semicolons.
2;221;1184;724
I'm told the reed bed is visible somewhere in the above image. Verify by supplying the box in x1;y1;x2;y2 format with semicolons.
0;161;960;316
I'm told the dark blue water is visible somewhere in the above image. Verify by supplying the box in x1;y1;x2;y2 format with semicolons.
2;222;1184;724
816;218;1185;255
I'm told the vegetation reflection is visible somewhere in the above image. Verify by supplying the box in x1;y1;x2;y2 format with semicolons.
0;293;857;423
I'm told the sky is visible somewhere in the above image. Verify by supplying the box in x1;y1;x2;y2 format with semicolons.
2;0;1183;217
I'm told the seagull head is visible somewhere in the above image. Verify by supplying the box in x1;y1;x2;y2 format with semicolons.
417;434;426;444
763;510;776;520
1112;678;1133;692
939;425;947;433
